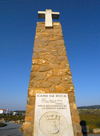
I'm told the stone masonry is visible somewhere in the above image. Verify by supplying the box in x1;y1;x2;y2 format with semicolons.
23;22;83;136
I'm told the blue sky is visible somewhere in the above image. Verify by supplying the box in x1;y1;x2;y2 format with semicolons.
0;0;100;110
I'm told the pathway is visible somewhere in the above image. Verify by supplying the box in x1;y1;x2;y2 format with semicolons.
0;122;23;136
0;122;100;136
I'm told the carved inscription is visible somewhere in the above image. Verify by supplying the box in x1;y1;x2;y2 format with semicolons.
37;94;67;110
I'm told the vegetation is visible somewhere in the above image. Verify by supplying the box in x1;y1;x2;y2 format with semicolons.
79;109;100;133
0;115;25;122
0;122;7;127
78;105;100;109
0;108;100;133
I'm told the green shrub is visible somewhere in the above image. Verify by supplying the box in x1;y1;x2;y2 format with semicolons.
0;115;25;121
0;122;7;127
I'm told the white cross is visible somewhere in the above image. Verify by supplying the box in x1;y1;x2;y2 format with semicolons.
38;9;60;28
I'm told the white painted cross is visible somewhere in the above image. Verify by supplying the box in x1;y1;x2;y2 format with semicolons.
38;9;60;28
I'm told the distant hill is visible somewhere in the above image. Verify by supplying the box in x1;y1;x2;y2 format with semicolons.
78;105;100;109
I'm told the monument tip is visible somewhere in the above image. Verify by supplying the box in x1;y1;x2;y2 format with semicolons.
38;9;60;28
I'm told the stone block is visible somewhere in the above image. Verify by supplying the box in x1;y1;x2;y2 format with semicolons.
47;73;52;77
76;132;83;136
23;129;33;136
49;40;57;46
60;60;69;68
23;133;32;136
70;103;77;110
59;83;74;90
25;115;33;121
35;35;42;39
28;88;50;97
50;51;57;56
57;39;64;45
48;59;57;64
47;70;53;75
50;45;58;51
72;115;80;123
53;68;68;76
44;54;56;60
53;22;60;26
23;122;32;129
68;92;75;103
30;72;46;80
54;29;62;33
71;109;79;116
39;65;51;72
53;25;61;29
58;47;66;56
34;47;49;52
50;64;59;68
73;123;82;133
51;35;63;40
27;105;34;110
65;87;72;92
57;56;67;61
55;85;65;92
28;88;45;97
28;89;35;97
39;81;52;87
48;76;61;85
26;105;35;115
50;85;55;92
93;128;100;134
61;75;72;82
31;65;39;71
38;52;47;59
32;53;39;59
29;81;39;88
27;97;35;105
32;59;46;65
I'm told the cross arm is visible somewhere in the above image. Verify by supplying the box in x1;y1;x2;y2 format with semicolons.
52;12;60;19
38;11;45;18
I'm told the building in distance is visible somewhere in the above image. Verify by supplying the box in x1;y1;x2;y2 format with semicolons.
0;109;10;115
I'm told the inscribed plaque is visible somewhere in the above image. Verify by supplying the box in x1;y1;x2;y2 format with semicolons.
34;94;74;136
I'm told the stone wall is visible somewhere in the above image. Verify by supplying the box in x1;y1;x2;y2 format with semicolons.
23;22;83;136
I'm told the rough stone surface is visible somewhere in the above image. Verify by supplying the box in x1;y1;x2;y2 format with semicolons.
23;22;83;136
93;128;100;134
39;65;51;72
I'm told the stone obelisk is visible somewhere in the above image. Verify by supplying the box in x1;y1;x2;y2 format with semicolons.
23;9;83;136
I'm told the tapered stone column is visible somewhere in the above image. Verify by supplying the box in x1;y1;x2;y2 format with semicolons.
23;22;83;136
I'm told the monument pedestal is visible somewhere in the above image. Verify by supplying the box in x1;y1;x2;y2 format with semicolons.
23;22;83;136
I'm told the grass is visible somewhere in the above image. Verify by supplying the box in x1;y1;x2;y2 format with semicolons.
79;109;100;133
